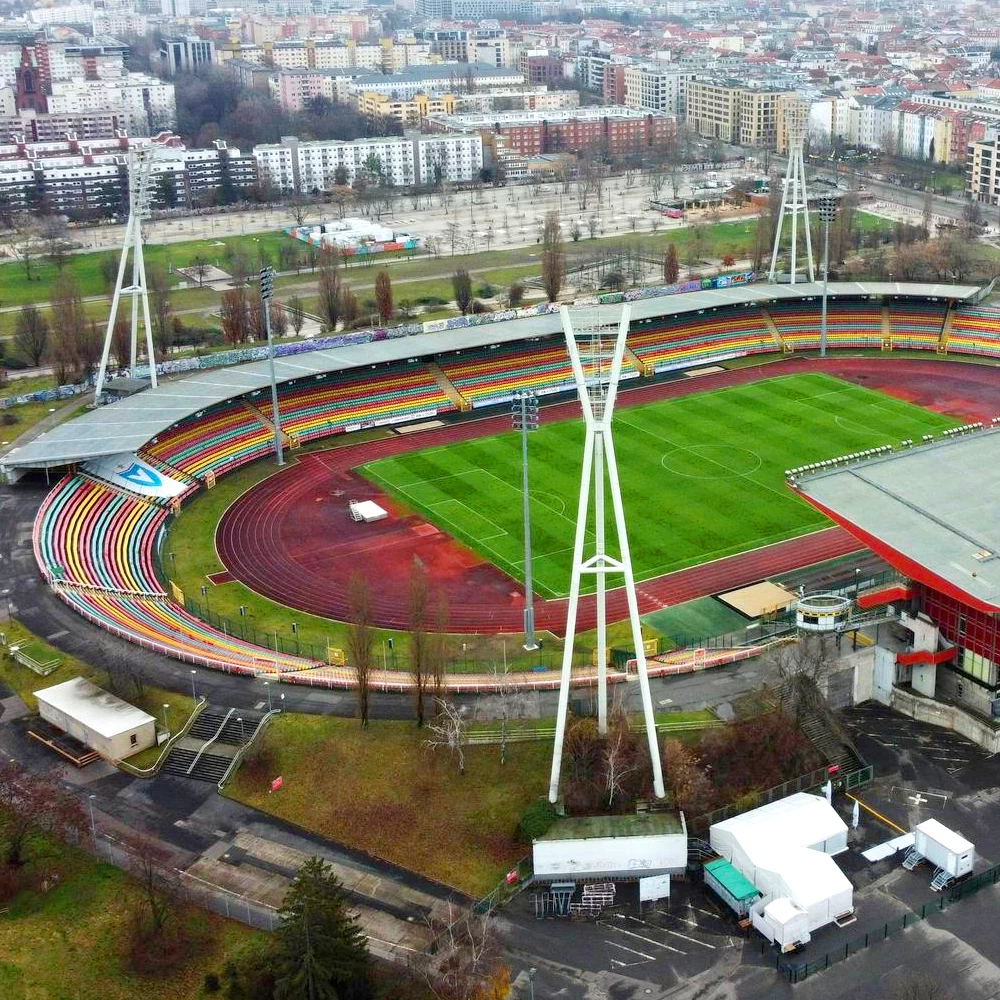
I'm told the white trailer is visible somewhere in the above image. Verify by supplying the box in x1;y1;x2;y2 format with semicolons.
912;819;974;878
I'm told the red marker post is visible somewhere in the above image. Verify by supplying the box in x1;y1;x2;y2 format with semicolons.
270;776;283;793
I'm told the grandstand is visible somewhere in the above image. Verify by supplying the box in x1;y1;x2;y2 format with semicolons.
34;475;168;595
436;340;581;406
767;300;882;350
947;304;1000;358
629;307;774;373
5;280;990;689
275;361;451;443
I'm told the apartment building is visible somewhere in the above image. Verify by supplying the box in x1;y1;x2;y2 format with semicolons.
252;132;484;192
45;74;176;134
0;109;126;143
356;91;457;126
416;29;510;68
685;80;796;150
425;106;676;158
968;136;1000;205
622;65;692;116
158;36;215;76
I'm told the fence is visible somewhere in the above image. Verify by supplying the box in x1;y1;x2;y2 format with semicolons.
687;764;873;835
775;863;1000;982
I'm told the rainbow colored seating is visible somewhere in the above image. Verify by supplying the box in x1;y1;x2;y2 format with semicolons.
276;363;452;442
768;300;882;350
948;305;1000;358
437;341;577;406
33;475;167;595
59;590;315;674
145;401;273;478
628;307;775;373
889;303;946;350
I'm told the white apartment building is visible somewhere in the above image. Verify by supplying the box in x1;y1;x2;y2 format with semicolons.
46;75;176;134
968;137;1000;206
253;133;484;192
27;3;95;23
622;65;692;115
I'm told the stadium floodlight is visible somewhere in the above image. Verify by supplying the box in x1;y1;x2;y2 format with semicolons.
769;100;815;286
816;191;841;358
548;304;664;805
95;146;158;400
260;266;285;467
512;391;540;650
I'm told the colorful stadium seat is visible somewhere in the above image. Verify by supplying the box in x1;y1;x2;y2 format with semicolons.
436;341;578;406
145;401;274;478
275;362;452;442
888;302;946;350
33;475;167;595
628;307;775;372
948;305;1000;358
768;300;882;350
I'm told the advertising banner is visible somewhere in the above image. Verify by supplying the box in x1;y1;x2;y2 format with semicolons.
84;453;188;499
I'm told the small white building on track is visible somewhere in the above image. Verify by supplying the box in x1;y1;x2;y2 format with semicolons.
710;792;854;949
35;676;156;760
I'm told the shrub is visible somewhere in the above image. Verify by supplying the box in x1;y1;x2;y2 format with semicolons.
477;283;496;298
416;295;448;307
1;412;20;426
471;300;490;314
204;972;221;993
516;799;557;844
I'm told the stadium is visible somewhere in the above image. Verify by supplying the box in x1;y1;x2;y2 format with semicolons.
5;277;1000;695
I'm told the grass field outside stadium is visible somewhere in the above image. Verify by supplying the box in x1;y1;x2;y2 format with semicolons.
361;373;957;599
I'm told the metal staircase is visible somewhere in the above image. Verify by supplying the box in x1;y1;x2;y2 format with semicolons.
930;868;953;891
162;707;264;782
902;847;924;871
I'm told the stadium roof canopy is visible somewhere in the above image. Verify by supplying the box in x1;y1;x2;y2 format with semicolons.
1;280;982;470
793;429;1000;613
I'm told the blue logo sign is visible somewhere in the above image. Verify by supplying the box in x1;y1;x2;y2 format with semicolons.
118;462;162;489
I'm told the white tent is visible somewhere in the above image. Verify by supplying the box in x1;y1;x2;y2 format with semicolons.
710;793;853;940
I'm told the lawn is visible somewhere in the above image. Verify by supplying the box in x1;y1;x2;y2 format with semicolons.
362;373;957;599
0;834;256;1000
225;713;551;897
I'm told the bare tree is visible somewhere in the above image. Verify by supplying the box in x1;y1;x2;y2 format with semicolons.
425;698;469;774
287;294;306;335
317;251;344;332
124;831;179;940
886;973;952;1000
541;210;565;303
191;254;210;287
111;313;131;368
346;573;374;727
13;304;49;367
269;300;288;337
147;264;173;358
452;269;472;316
49;273;86;383
423;903;505;1000
481;658;531;766
12;214;39;281
374;269;393;324
604;709;640;809
219;287;249;345
663;243;680;284
771;633;834;721
39;215;71;270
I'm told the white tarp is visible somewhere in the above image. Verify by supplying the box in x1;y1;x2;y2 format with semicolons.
84;453;187;498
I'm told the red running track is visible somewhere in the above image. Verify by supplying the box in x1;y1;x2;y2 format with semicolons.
216;356;1000;635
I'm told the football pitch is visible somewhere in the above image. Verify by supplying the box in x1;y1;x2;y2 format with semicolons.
360;373;956;599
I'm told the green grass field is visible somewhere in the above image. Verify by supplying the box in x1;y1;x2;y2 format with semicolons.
362;373;956;598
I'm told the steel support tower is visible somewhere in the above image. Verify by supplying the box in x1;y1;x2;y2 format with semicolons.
95;146;158;400
547;303;665;804
768;100;815;285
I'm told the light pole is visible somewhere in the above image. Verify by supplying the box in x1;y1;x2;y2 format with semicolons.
264;680;272;711
237;716;246;743
259;266;285;466
0;588;10;621
190;669;197;701
817;192;840;358
161;704;169;729
512;391;540;651
88;794;97;849
528;968;536;1000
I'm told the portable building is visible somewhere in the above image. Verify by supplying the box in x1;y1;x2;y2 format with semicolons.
532;812;688;882
35;676;156;760
757;897;811;951
710;793;853;943
703;857;760;917
913;819;975;877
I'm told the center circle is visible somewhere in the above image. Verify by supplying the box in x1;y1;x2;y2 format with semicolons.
660;445;762;479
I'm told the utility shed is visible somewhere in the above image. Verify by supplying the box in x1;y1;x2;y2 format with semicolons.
35;677;155;760
533;812;688;882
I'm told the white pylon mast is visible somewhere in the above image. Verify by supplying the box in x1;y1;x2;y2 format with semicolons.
547;304;665;805
95;145;158;400
768;100;815;285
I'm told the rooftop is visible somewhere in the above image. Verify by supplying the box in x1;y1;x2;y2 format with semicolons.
792;429;1000;613
536;812;683;841
35;676;155;739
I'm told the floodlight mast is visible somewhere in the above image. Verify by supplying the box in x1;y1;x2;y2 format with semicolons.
260;267;285;466
768;100;815;285
547;303;665;805
95;145;158;401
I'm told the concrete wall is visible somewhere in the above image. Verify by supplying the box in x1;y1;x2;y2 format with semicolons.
936;664;996;720
890;685;1000;754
